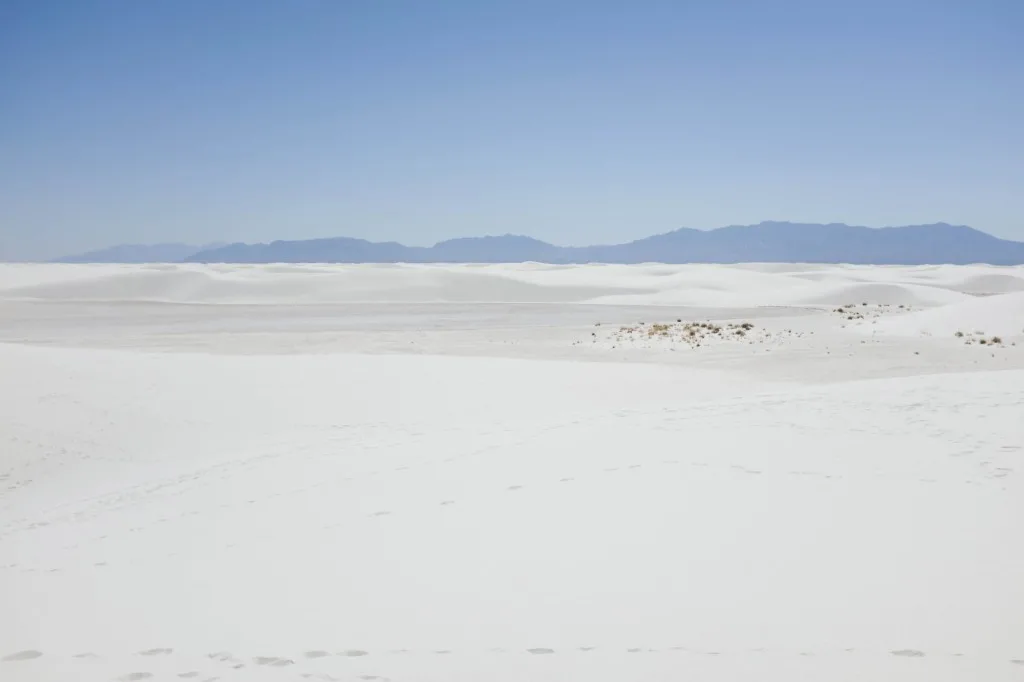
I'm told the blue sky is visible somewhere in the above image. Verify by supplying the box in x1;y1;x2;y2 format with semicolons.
1;0;1022;260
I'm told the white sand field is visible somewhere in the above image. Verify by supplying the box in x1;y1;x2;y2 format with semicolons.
1;262;1023;682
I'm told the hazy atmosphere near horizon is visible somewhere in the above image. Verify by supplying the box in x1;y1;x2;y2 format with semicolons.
1;0;1023;261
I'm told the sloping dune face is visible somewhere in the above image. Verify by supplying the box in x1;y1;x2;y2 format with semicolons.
2;263;1024;682
0;263;651;304
4;262;1022;307
867;291;1024;338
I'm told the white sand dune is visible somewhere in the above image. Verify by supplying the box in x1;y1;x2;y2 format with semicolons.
940;272;1024;295
892;267;1024;292
584;277;971;308
794;281;972;307
4;261;1023;309
0;264;647;304
2;263;1024;682
867;291;1024;339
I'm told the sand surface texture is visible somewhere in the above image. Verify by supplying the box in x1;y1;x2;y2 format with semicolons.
2;263;1023;681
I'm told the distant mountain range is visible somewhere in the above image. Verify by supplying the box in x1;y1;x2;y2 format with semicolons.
53;223;1024;265
53;242;226;264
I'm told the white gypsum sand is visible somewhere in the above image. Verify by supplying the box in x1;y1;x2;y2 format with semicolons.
1;262;1023;682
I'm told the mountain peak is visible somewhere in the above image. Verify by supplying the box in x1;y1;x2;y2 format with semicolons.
433;234;552;247
52;243;221;264
51;223;1024;265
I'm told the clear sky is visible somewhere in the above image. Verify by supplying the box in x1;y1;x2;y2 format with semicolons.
1;0;1022;260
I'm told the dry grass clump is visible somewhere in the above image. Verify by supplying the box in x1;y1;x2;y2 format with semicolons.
959;330;1009;347
592;319;804;351
834;302;912;324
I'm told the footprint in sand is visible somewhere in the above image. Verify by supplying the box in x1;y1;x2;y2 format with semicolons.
342;650;369;657
527;648;555;655
2;650;43;662
304;650;331;659
119;674;153;681
890;649;925;658
139;648;173;656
